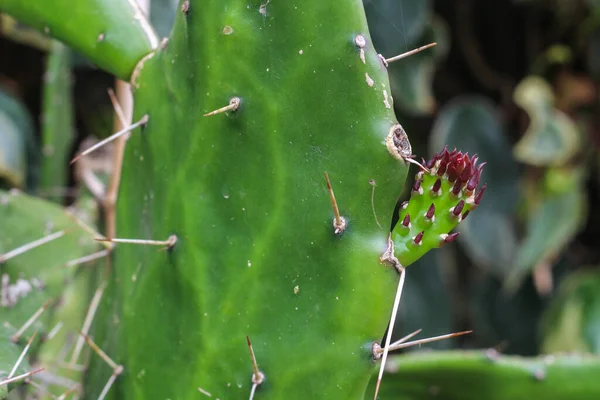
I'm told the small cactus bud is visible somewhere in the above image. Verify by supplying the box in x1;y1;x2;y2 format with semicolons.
431;178;442;195
452;200;465;217
401;213;411;228
475;184;487;205
444;232;460;243
425;204;435;220
413;231;424;245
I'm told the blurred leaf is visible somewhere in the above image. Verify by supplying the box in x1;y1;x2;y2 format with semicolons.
506;167;588;292
40;41;74;201
513;76;581;167
150;0;179;38
430;96;520;277
472;275;544;355
387;17;449;115
542;270;600;354
0;88;33;188
364;0;431;53
554;71;596;112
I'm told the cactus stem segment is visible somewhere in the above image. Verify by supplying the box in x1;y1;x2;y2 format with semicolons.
10;298;53;343
246;336;265;400
64;249;111;268
324;172;347;235
0;229;70;263
0;367;45;387
95;234;178;250
8;331;37;379
70;114;149;164
203;97;241;117
374;265;406;400
384;42;437;64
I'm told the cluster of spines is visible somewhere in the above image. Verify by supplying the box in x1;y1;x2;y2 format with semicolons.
391;147;487;267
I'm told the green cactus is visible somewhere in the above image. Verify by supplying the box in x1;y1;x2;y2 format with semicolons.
0;1;493;399
383;146;486;268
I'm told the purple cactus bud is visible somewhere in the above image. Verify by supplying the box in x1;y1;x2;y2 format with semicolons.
475;184;487;205
462;210;470;220
401;213;410;227
425;203;435;219
431;178;442;194
400;200;409;209
451;179;462;196
452;200;465;216
414;231;424;245
413;179;422;193
444;232;460;243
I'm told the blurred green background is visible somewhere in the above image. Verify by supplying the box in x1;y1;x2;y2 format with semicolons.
1;0;599;360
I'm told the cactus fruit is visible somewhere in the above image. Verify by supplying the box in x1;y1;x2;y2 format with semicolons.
382;147;486;269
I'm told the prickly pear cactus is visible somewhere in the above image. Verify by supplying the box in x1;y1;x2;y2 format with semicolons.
87;1;412;399
384;147;486;268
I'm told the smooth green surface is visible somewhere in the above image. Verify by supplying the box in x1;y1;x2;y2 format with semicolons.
88;1;409;399
0;0;158;80
372;351;600;400
40;41;74;201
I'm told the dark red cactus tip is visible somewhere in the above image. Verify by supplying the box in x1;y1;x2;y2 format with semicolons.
462;210;470;220
414;231;424;245
431;178;442;194
444;232;460;243
400;200;409;209
401;213;411;227
412;179;422;193
451;179;462;196
475;184;487;205
425;203;435;219
452;200;465;216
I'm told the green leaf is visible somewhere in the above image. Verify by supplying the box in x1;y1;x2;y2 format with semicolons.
0;0;159;80
0;88;35;189
372;351;600;400
506;166;587;292
513;76;582;167
429;96;520;277
542;270;600;354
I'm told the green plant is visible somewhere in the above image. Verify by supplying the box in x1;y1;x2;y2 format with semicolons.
1;1;600;400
